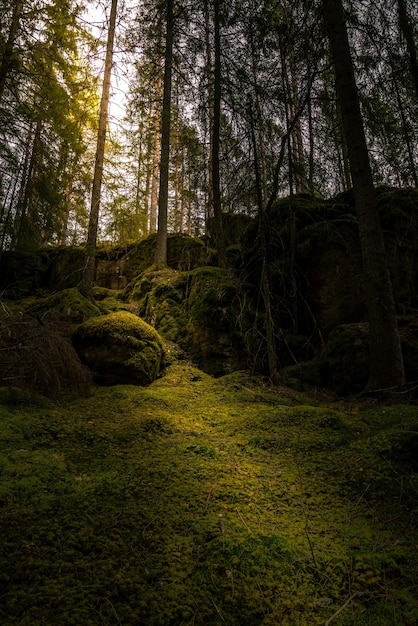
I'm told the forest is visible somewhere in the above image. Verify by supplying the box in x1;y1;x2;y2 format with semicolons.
0;0;418;624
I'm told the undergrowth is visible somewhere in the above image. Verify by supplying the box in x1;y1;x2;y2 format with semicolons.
0;364;417;625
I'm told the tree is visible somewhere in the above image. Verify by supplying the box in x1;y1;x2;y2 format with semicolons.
323;0;405;391
0;0;23;103
154;0;174;270
209;0;227;267
0;0;97;253
81;0;118;297
397;0;418;102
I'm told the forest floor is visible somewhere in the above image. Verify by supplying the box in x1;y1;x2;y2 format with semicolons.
1;364;418;625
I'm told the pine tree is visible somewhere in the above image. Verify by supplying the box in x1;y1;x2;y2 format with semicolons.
81;0;118;297
323;0;405;391
154;0;174;270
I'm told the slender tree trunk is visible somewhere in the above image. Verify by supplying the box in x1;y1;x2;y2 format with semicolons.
60;176;73;245
173;101;181;232
248;99;278;380
204;0;214;219
154;0;174;269
323;0;405;391
187;165;192;236
134;132;145;237
249;31;268;205
307;97;315;192
149;75;162;233
179;144;185;233
390;54;418;187
81;0;118;297
289;68;307;193
15;120;41;253
339;106;352;190
0;0;24;103
211;0;227;267
397;0;418;101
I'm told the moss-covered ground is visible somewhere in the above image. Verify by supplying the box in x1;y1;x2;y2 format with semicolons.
1;366;417;625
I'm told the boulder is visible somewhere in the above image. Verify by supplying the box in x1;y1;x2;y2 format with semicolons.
72;311;165;386
126;267;247;376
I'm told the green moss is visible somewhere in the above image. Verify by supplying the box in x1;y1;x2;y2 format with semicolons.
75;310;162;345
376;185;418;227
46;246;85;291
73;311;165;386
27;287;104;323
125;266;245;375
0;367;417;624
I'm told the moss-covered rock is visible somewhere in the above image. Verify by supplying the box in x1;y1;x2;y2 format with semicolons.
72;311;165;386
46;246;86;291
26;288;104;324
126;266;247;376
185;267;246;375
106;234;208;288
207;212;253;248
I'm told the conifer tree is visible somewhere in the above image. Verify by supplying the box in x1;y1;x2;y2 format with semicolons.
154;0;174;270
81;0;118;297
323;0;405;391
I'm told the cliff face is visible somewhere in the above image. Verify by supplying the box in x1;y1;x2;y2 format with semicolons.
1;186;417;394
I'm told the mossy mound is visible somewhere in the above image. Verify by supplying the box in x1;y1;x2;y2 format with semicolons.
1;369;418;624
127;267;246;376
25;288;104;324
72;311;165;386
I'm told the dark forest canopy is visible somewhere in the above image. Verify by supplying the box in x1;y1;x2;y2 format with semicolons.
0;0;416;251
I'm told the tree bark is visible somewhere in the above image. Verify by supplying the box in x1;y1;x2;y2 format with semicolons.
154;0;174;270
323;0;405;391
397;0;418;102
81;0;118;298
211;0;227;268
14;120;42;253
204;0;214;219
0;0;24;103
149;75;162;233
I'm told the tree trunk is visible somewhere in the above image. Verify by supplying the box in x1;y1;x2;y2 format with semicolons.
204;0;214;219
81;0;118;298
211;0;227;267
323;0;405;391
149;75;162;233
154;0;174;270
397;0;418;102
15;120;41;253
0;0;24;103
389;53;418;187
248;99;278;380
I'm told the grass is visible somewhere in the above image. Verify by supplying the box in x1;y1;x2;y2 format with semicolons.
0;365;418;625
